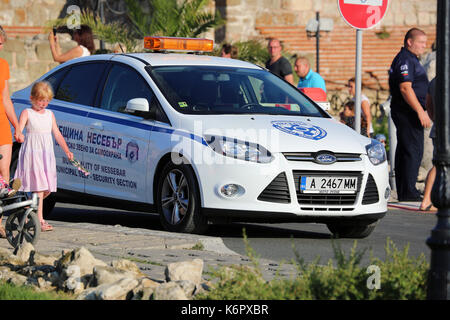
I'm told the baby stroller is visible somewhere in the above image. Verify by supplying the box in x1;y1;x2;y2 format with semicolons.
0;154;40;250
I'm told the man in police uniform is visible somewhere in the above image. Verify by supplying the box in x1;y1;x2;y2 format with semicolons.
388;28;432;202
266;38;294;85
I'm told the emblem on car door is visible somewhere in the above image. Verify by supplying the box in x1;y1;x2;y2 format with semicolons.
126;141;139;163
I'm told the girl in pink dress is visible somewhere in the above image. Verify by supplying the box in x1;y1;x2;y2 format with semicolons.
14;81;73;231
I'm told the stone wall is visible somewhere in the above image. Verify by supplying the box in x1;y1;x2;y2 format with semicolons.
0;0;71;93
0;34;82;94
221;0;437;42
222;0;437;94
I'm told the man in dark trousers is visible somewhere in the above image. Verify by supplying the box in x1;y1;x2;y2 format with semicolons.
389;28;432;202
266;38;294;85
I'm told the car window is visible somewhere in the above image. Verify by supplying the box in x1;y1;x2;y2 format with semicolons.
100;64;154;113
148;66;328;117
55;63;106;106
44;67;70;94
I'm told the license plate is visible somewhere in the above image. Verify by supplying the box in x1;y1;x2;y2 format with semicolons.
300;176;357;194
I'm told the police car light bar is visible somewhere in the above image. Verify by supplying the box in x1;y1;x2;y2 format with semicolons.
144;36;213;52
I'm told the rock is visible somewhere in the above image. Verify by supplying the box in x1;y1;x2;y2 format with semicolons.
6;273;28;287
110;259;146;278
165;259;204;285
77;278;139;300
56;247;107;277
130;278;160;300
48;271;61;286
98;277;139;300
37;277;53;290
29;251;59;266
15;242;35;263
175;280;196;298
0;247;24;266
0;247;12;259
15;265;55;279
62;265;87;294
93;265;139;286
76;287;99;300
153;282;188;300
195;281;213;296
0;245;206;300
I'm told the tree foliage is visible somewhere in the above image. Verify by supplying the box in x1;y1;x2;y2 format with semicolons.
125;0;224;38
47;0;224;53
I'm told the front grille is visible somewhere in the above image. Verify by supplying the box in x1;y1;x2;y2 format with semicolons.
293;170;363;205
284;152;362;162
257;172;291;203
362;174;379;204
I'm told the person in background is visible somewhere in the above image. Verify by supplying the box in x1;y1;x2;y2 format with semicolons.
220;43;238;59
347;77;372;137
374;133;387;147
48;25;95;63
0;26;23;238
113;43;127;54
339;100;368;136
388;27;431;202
265;38;294;85
419;77;437;212
294;56;326;92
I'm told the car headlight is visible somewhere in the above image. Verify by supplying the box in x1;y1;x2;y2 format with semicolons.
205;135;273;163
365;139;386;165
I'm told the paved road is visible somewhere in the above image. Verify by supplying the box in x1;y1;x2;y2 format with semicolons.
218;207;436;266
50;203;436;266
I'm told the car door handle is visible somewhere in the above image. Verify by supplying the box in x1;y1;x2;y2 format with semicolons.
89;121;104;131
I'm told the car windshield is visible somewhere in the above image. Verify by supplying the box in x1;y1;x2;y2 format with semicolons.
147;65;328;117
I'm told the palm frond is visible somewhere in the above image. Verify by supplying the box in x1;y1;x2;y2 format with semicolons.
47;9;138;53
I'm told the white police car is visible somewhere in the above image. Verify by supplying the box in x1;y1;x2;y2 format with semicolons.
11;37;389;238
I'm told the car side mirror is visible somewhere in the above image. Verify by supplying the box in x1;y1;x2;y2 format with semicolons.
125;98;149;113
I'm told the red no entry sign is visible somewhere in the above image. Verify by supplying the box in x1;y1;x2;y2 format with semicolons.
338;0;389;30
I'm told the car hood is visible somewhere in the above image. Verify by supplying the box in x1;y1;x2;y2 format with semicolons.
180;115;371;154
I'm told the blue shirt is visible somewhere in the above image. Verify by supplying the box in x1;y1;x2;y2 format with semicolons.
388;47;429;115
297;69;326;92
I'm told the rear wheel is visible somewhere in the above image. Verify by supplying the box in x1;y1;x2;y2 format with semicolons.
156;162;208;234
326;221;377;239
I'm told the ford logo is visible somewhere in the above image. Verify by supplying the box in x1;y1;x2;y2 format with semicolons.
315;153;337;164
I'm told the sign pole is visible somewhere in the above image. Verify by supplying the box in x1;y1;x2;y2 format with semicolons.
354;29;363;134
338;0;389;135
316;11;320;73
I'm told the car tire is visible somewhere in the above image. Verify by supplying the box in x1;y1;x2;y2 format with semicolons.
326;221;377;239
156;161;208;234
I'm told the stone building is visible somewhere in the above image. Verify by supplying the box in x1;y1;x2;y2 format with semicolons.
0;0;437;96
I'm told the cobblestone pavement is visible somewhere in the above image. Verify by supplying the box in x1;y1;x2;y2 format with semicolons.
0;220;298;283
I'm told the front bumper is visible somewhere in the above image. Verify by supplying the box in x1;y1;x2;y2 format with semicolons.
202;208;386;224
193;152;389;221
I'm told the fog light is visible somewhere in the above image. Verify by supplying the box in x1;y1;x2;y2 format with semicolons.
220;184;240;197
384;187;391;200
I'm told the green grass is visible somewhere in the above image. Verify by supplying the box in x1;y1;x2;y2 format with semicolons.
196;230;429;300
0;282;71;300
